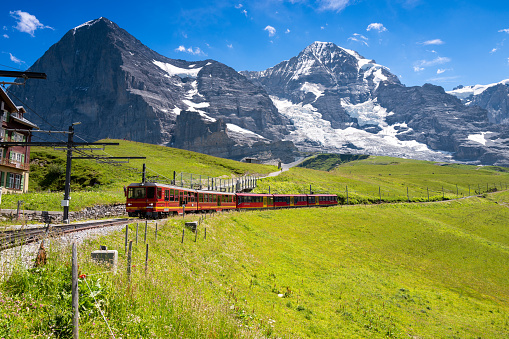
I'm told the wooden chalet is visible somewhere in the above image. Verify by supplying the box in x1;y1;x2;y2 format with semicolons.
0;87;38;193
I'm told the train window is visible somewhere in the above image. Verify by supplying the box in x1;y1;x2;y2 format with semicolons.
157;188;162;199
129;187;144;199
164;190;169;201
147;187;155;199
199;193;203;202
170;189;174;201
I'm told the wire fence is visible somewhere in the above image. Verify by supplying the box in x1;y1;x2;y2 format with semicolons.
146;171;259;192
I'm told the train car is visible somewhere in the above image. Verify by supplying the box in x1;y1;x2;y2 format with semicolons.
197;190;236;212
307;194;339;207
237;193;274;209
273;194;308;208
126;183;199;218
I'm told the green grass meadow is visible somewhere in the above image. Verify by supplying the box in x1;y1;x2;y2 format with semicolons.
2;191;508;338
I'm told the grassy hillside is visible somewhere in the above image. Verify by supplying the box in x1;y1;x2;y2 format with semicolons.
254;156;509;203
3;191;509;337
298;153;369;171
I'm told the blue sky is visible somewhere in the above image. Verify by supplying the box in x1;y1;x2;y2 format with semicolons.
1;0;509;90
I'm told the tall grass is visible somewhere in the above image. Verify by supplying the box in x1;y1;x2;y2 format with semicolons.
1;192;508;337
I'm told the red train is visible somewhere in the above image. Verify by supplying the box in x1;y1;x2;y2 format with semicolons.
126;182;338;218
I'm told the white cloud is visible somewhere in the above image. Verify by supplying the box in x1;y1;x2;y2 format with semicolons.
348;33;369;46
490;48;497;54
413;66;424;72
227;43;233;49
415;56;451;69
436;68;452;74
9;10;53;37
174;45;206;55
3;34;8;39
426;76;460;83
499;28;509;34
264;25;276;37
9;53;24;64
242;9;248;16
235;4;243;9
366;23;387;32
421;39;444;45
319;0;351;12
285;29;290;34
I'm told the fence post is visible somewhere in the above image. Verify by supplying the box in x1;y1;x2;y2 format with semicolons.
456;184;458;196
145;243;149;276
127;241;133;281
71;242;79;339
155;223;158;242
204;227;207;240
136;222;139;245
195;225;198;242
144;220;148;243
181;228;185;243
125;224;129;254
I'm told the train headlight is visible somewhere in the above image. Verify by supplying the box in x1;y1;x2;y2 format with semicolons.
127;203;132;206
149;203;153;206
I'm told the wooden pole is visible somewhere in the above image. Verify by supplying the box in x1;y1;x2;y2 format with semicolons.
127;241;133;281
144;220;147;243
124;224;129;254
194;225;198;242
145;243;149;276
155;223;158;242
135;222;138;245
71;242;79;339
181;228;185;243
204;227;207;240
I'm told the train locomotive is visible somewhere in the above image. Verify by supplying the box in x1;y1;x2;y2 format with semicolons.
125;182;338;218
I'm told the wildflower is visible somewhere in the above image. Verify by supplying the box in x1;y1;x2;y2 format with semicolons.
79;274;86;279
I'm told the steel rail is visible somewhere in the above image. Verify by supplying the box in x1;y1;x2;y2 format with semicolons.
0;219;132;251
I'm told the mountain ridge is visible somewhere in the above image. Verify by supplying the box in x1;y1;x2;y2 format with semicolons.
8;17;509;166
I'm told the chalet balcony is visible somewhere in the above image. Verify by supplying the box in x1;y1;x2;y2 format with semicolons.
0;158;29;170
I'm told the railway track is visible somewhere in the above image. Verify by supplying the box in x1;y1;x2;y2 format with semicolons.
0;219;132;251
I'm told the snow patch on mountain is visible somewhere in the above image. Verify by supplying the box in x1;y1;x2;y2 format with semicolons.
153;60;202;78
448;79;509;99
301;82;325;100
341;98;390;126
226;123;267;140
73;18;103;34
272;96;452;161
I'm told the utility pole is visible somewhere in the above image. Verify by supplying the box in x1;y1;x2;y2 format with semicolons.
63;122;80;223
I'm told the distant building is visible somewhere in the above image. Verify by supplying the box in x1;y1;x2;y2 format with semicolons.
243;158;259;164
0;87;38;193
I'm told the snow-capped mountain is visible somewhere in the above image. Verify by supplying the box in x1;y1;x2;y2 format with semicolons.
244;41;509;165
9;19;509;166
8;17;296;161
448;80;509;125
